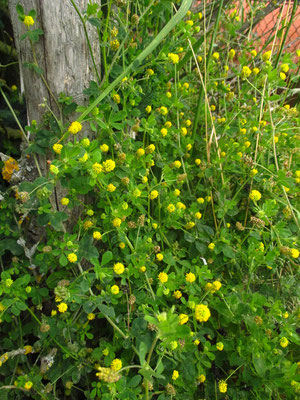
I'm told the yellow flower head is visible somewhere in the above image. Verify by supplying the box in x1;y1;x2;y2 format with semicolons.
158;272;168;283
185;222;195;229
49;164;59;175
93;163;103;174
212;52;220;61
195;304;211;322
252;67;260;75
100;144;109;152
156;253;163;261
111;358;122;371
103;159;115;172
24;381;33;390
241;66;252;78
53;143;63;154
114;262;125;274
112;217;122;227
280;64;289;73
112;93;121;104
262;50;272;62
174;189;180;197
173;290;182;299
179;314;189;325
149;190;159;200
168;53;179;64
93;231;102;240
216;342;224;351
208;243;215;250
249;189;261;201
146;68;154;76
79;152;88;163
146;144;155;154
172;370;179;380
229;49;235;59
173;160;181;169
218;380;227;393
186;272;196;283
67;253;77;263
88;313;95;320
61;197;69;206
24;345;33;355
290;248;299;258
160;128;168;137
145;105;152;113
250;50;257;57
159;106;168;115
181;127;188;136
136;148;145;157
107;183;116;192
110;39;120;51
111;285;119;295
198;374;206;383
57;302;68;313
68;121;82;134
82;138;90;148
167;204;176;213
24;16;34;27
280;337;289;348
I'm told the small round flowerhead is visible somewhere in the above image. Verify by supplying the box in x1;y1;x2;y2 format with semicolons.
173;189;180;197
145;105;152;113
250;168;258;177
290;248;299;258
179;314;189;325
24;381;33;390
165;121;172;128
208;243;215;250
249;189;261;201
173;290;182;299
197;197;204;204
186;272;196;283
229;48;235;59
53;143;63;154
79;152;88;163
111;285;119;295
212;52;220;60
280;72;286;80
241;66;252;78
111;358;122;371
195;304;211;322
252;67;260;75
213;281;222;291
110;39;120;51
250;49;257;57
185;222;195;229
160;128;168;137
262;50;271;62
280;337;289;348
114;262;125;274
67;253;77;263
146;144;155;154
181;127;187;136
136;148;145;157
61;197;69;206
57;302;68;313
68;121;82;134
280;63;289;73
166;91;172;98
49;164;59;175
218;380;227;393
92;163;103;174
100;144;109;152
172;370;179;380
119;242;125;249
173;160;181;169
139;266;146;272
103;159;115;172
93;231;102;240
146;68;154;76
133;188;141;197
167;203;176;213
158;272;168;283
87;313;95;320
159;106;168;115
149;190;159;200
198;374;206;383
23;16;34;27
112;217;122;227
112;93;121;104
24;345;33;354
168;53;179;64
216;342;224;351
195;212;202;219
156;253;163;261
107;183;116;192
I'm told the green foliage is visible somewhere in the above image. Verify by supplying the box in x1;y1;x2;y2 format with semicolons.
0;0;299;399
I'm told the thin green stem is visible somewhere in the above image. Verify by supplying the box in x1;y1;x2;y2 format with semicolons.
69;0;101;84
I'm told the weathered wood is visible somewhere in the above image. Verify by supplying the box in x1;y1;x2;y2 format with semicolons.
8;0;100;124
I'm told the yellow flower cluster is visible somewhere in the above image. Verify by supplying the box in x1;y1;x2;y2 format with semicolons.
249;189;261;201
68;121;82;134
57;302;68;313
111;285;119;294
96;367;121;383
67;253;77;263
219;380;227;393
23;15;34;27
149;190;159;200
195;304;211;322
53;143;63;154
158;272;168;283
168;53;179;64
205;280;222;293
111;358;122;371
114;262;125;274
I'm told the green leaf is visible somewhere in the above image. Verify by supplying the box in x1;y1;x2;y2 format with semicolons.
101;251;112;266
127;375;142;388
59;254;68;267
138;341;148;365
98;303;115;318
87;18;101;28
49;212;68;231
0;239;23;256
253;356;266;378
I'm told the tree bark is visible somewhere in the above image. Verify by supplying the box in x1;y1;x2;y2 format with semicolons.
8;0;100;124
